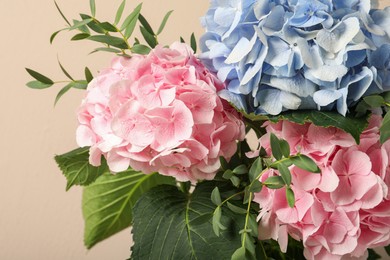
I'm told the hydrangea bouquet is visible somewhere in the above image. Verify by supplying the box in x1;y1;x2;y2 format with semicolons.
26;0;390;259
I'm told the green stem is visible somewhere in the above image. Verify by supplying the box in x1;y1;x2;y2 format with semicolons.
241;192;253;247
220;191;245;206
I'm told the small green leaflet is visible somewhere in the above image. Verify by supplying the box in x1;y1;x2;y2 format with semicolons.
157;10;173;35
291;154;321;173
114;0;126;25
25;68;54;84
380;111;390;144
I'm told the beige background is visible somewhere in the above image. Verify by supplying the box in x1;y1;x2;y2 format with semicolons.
1;1;390;259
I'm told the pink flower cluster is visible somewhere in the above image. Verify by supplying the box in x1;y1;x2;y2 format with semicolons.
76;42;245;181
253;115;390;259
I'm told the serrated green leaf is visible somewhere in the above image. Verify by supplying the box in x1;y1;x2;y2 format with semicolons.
88;35;128;49
291;154;321;173
157;10;173;35
233;165;248;175
286;187;295;208
265;111;369;144
249;157;263;182
54;1;71;26
231;247;246;260
83;171;175;248
71;33;90;41
57;59;74;80
54;147;106;190
26;81;53;89
380;111;390;144
85;67;93;83
140;26;157;48
211;187;221;206
54;83;72;105
249;181;262;193
99;22;118;32
69;19;93;30
131;44;151;55
131;183;244;259
121;3;142;38
264;176;285;189
114;0;126;25
138;14;154;35
190;33;197;53
89;0;96;17
270;133;283;160
364;95;385;108
277;163;291;186
227;202;247;214
26;68;54;84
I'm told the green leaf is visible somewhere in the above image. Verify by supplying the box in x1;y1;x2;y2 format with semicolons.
266;111;369;144
83;171;175;248
121;3;142;38
248;214;258;237
286;187;295;208
248;181;262;193
54;147;106;190
280;139;290;158
231;247;246;260
385;244;390;256
50;29;65;44
367;249;381;260
270;133;283;160
380;111;390;144
85;67;93;83
140;26;157;48
26;81;53;89
131;44;151;55
230;175;240;187
57;59;74;80
211;187;222;206
190;33;197;53
180;36;185;43
99;22;118;32
114;0;126;25
291;154;321;173
227;202;247;214
364;95;385;108
233;165;248;175
263;176;285;189
54;1;71;26
91;47;122;54
131;183;244;259
25;68;54;84
277;163;291;186
222;169;234;180
138;14;155;35
70;80;88;90
249;157;263;182
69;19;93;30
80;14;105;33
88;35;128;49
212;206;224;236
157;10;173;35
71;33;90;41
54;83;72;105
90;0;96;17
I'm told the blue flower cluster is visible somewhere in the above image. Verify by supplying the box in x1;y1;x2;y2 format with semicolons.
200;0;390;116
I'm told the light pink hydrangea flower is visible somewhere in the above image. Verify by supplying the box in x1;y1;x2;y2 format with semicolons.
252;115;390;259
76;42;245;181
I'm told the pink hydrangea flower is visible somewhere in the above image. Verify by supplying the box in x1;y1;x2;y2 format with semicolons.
252;115;390;259
76;42;245;181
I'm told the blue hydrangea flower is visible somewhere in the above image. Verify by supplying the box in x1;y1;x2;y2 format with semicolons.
200;0;390;116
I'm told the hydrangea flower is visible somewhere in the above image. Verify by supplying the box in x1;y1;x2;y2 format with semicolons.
200;1;390;116
76;43;245;182
252;115;390;259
